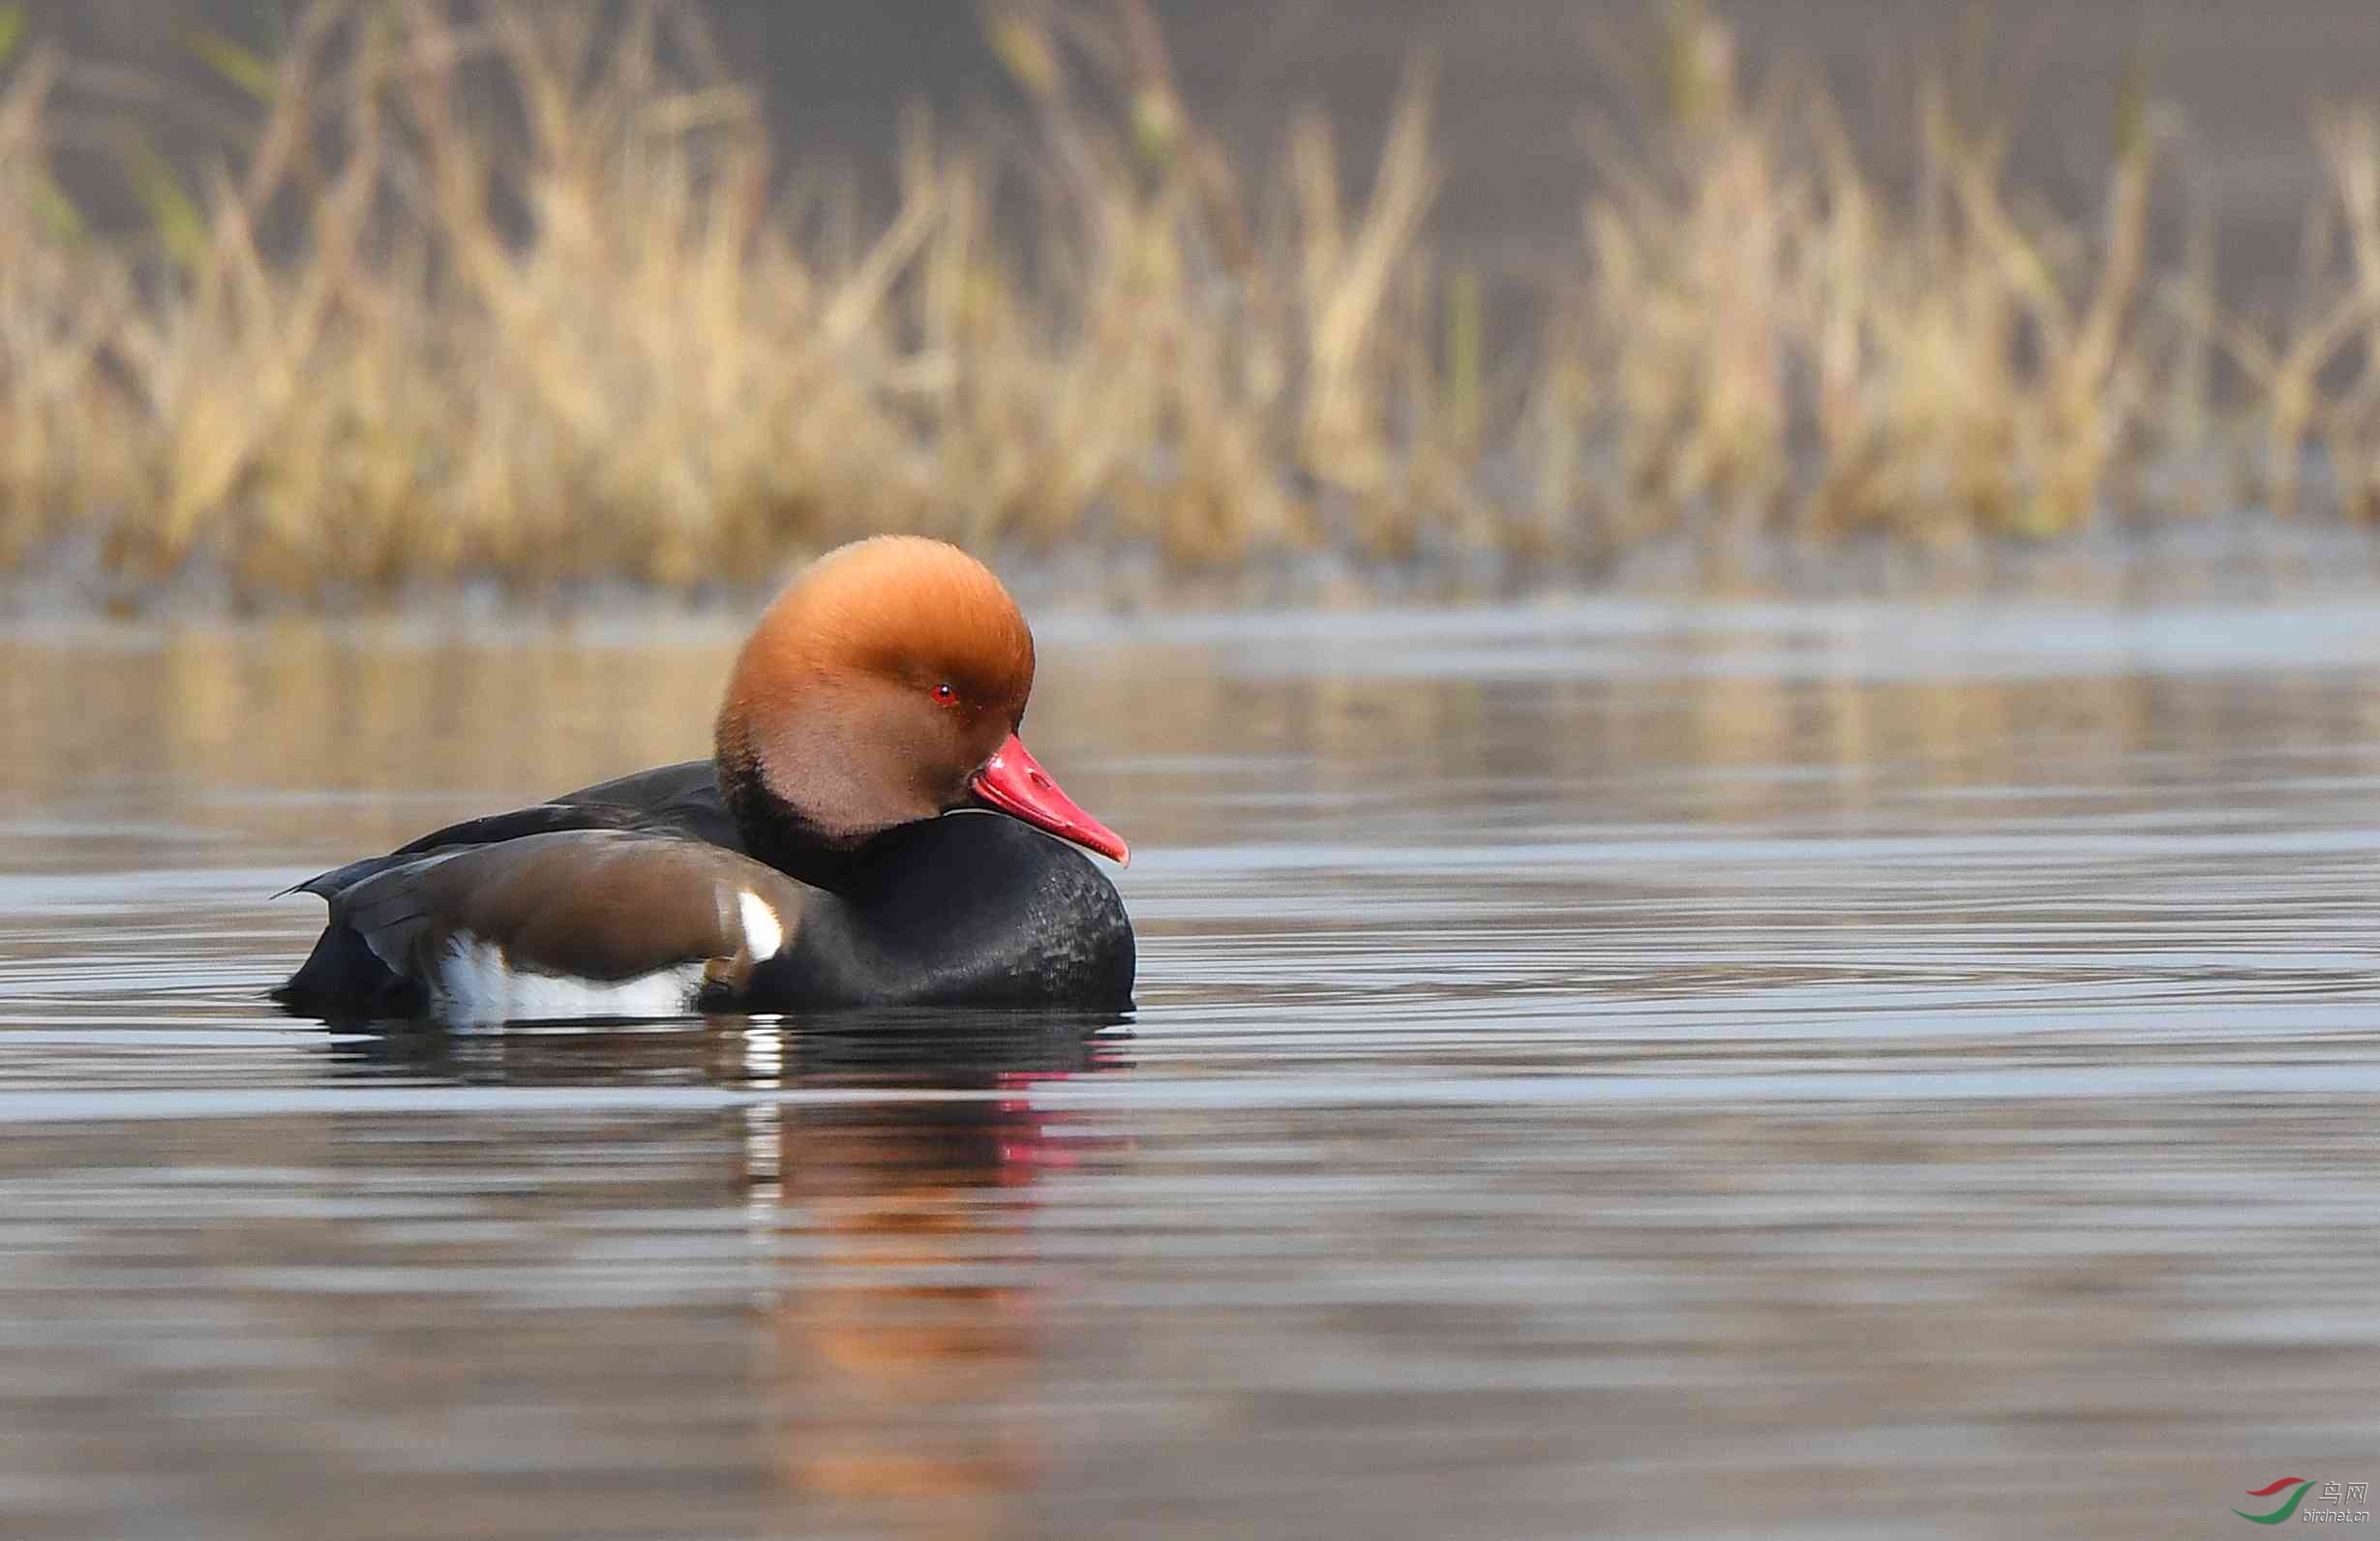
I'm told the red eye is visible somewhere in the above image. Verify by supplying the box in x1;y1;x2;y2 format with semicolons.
932;681;958;706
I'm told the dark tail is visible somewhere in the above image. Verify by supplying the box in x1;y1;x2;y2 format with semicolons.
272;910;421;1020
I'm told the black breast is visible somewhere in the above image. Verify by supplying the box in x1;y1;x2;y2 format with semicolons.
759;811;1135;1011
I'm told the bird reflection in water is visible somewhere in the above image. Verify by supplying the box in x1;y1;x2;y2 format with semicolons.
740;1015;1122;1527
334;1012;1128;1534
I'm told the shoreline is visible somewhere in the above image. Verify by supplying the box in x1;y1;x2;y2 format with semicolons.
9;511;2380;633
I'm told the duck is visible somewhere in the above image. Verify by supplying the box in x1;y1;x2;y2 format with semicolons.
275;536;1134;1026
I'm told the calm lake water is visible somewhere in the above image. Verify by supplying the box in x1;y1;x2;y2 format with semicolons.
3;599;2378;1538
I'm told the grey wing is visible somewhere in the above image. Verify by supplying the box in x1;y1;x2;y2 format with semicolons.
317;832;808;1024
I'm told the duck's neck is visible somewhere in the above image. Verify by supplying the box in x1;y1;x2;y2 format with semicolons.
716;750;900;895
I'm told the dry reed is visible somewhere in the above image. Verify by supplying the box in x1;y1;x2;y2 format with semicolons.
4;0;2380;600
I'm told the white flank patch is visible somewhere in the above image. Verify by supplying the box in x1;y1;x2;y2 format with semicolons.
434;934;708;1031
738;890;784;960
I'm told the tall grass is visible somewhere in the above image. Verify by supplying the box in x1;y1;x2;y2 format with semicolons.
5;0;2380;599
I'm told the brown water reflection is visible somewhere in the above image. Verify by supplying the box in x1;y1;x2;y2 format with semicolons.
4;602;2380;1537
345;1020;1115;1535
415;1021;1117;1540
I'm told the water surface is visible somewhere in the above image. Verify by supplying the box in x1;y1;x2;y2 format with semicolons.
3;599;2377;1538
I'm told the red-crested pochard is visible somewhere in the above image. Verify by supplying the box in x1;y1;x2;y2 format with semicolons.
276;537;1134;1025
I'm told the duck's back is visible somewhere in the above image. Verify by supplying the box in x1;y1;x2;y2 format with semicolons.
276;761;740;1019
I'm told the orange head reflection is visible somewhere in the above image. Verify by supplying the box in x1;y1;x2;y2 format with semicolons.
735;1019;1127;1526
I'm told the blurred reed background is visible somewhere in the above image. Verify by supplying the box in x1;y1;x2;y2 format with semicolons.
8;0;2380;604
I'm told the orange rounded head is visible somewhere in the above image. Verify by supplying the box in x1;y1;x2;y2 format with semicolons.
713;536;1127;873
